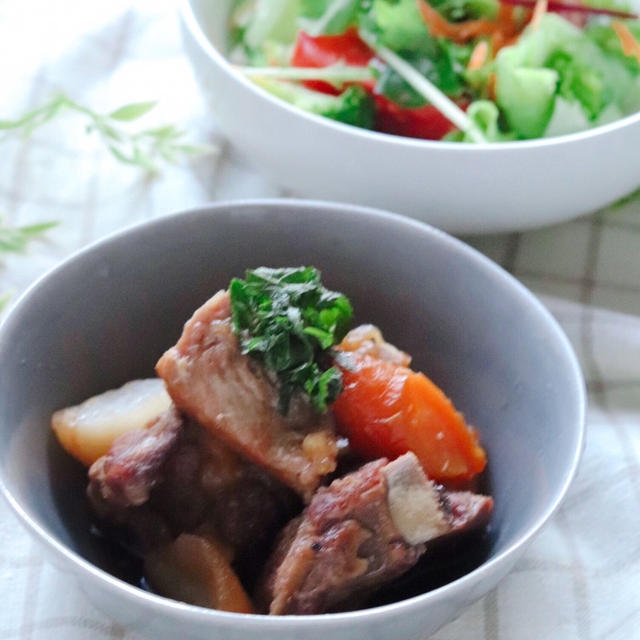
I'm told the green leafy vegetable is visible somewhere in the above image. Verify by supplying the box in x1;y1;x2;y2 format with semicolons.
375;41;471;107
237;0;301;52
229;266;353;414
548;50;608;119
586;23;640;73
495;14;640;137
494;15;577;137
0;93;213;172
430;0;498;21
359;0;435;54
464;100;516;141
299;0;361;35
367;41;487;141
251;78;376;127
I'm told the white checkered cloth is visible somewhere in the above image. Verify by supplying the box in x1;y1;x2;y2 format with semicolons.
1;1;639;638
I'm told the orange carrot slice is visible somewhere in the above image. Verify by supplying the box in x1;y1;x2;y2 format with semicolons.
333;351;487;483
417;0;498;42
487;71;498;100
468;41;490;69
613;21;640;62
402;371;487;481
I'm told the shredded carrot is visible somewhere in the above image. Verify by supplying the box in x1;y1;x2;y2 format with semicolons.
612;21;640;62
468;40;489;69
487;72;497;101
416;0;528;50
530;0;548;30
416;0;497;42
489;6;522;53
496;4;517;30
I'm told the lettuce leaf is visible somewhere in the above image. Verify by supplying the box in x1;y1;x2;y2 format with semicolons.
464;100;516;141
586;23;640;74
429;0;498;21
547;50;608;119
495;14;640;138
375;41;471;106
496;65;559;138
299;0;360;35
242;0;301;51
358;0;435;54
251;77;376;128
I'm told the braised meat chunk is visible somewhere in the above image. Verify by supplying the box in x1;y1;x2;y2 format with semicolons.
259;452;493;615
156;290;338;499
88;406;183;514
88;406;298;560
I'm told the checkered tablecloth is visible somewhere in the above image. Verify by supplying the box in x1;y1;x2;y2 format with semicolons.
1;1;639;638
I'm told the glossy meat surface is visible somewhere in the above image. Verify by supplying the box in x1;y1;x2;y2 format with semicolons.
259;453;493;614
87;407;298;559
156;290;338;499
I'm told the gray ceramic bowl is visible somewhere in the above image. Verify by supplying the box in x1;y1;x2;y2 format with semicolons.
0;200;585;640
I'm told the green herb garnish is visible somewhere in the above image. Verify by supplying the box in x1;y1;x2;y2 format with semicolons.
0;93;213;172
229;266;353;414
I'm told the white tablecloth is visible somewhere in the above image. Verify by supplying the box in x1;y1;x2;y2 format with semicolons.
1;2;639;638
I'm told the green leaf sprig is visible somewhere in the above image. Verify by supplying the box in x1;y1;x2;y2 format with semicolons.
229;266;353;414
0;291;11;313
0;93;214;172
0;219;58;254
0;218;58;311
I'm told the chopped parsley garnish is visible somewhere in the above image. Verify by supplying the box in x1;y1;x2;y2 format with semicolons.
229;266;353;414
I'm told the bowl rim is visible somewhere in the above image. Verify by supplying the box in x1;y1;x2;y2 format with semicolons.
0;199;586;628
180;0;640;152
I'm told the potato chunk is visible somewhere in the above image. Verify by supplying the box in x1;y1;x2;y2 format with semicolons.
51;378;172;466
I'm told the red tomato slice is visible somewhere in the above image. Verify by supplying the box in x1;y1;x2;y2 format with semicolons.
374;95;459;140
291;29;375;94
290;29;458;140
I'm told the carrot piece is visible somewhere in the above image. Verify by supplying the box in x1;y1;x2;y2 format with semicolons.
333;354;412;461
468;40;489;69
402;372;486;481
145;534;254;613
333;351;487;483
487;71;497;100
416;0;527;52
417;0;498;42
613;21;640;62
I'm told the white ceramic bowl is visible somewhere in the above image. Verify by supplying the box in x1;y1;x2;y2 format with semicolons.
180;0;640;234
0;201;585;640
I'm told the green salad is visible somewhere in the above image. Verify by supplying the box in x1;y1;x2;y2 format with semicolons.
229;0;640;142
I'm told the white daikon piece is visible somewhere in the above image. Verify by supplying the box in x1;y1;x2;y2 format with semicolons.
51;378;172;466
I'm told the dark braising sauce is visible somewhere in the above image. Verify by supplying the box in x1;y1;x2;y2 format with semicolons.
86;471;493;613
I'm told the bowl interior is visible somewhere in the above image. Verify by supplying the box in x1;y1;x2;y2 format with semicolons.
0;201;583;607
